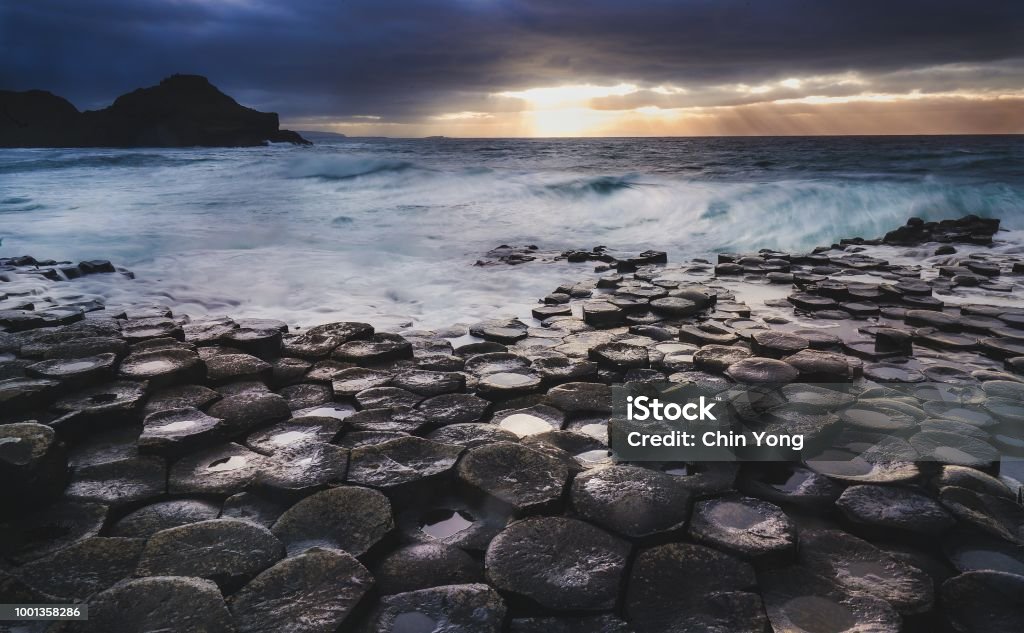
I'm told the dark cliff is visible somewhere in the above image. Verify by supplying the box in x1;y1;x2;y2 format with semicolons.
0;75;310;148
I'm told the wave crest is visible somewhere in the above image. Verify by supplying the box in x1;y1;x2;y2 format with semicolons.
286;156;420;180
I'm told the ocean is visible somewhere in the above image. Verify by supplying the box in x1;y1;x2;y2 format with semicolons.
2;135;1023;329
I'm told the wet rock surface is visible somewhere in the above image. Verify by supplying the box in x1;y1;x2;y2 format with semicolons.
109;498;221;538
4;215;1024;631
135;518;285;590
229;547;373;633
486;516;630;611
688;494;796;562
357;583;507;633
837;484;956;535
15;536;145;601
271;485;393;556
625;542;763;633
799;529;935;614
458;442;570;511
74;576;235;633
571;464;691;537
371;542;483;594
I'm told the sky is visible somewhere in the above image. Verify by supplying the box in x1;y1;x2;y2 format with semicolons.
2;0;1023;137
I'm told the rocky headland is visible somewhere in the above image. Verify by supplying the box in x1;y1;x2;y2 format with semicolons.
1;215;1024;632
0;75;309;148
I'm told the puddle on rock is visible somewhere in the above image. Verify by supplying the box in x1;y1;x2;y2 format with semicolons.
391;612;436;633
707;500;764;529
207;455;248;472
499;414;551;437
419;508;474;539
783;595;856;633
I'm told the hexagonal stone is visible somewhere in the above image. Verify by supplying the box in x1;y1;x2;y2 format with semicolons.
120;317;184;342
459;442;570;511
415;393;491;425
65;456;166;508
837;485;955;535
725;357;799;384
371;542;483;594
282;321;373;358
464;352;531;376
168;443;269;496
693;345;751;373
119;348;204;388
760;566;900;633
0;500;108;564
649;296;700;317
571;465;691;538
0;422;67;506
940;486;1024;544
206;391;291;435
229;547;373;633
347;436;463;489
223;327;283;360
136;518;284;590
751;330;810;358
139;407;226;455
688;495;795;562
143;383;220;416
255;442;348;495
37;336;128;360
544;382;612;414
52;380;148;418
205;353;273;384
910;431;999;468
737;463;843;511
938;465;1014;498
427;422;520;447
581;301;625;329
110;498;221;538
245;415;343;455
331;367;393;397
357;583;506;633
532;355;600;384
355;385;423;409
25;353;117;386
77;576;234;633
390;369;466;396
16;537;145;601
220;492;287;529
271;486;393;556
182;317;237;344
942;534;1024;577
477;370;544;399
678;323;739;347
492;404;564;437
798;529;934;614
783;349;851;381
942;570;1024;633
486;517;630;611
0;376;60;412
589;342;650;371
333;333;413;364
276;382;331;409
625;543;762;633
471;318;529;344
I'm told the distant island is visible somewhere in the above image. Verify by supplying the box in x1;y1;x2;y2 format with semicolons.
0;74;310;148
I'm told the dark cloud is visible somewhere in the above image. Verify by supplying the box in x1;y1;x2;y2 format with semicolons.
2;0;1022;121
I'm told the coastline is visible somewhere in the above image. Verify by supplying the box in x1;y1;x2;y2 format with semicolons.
3;215;1024;630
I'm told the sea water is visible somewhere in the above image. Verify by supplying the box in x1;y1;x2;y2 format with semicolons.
2;135;1023;329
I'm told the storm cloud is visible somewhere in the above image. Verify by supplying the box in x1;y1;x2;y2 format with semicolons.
2;0;1023;134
